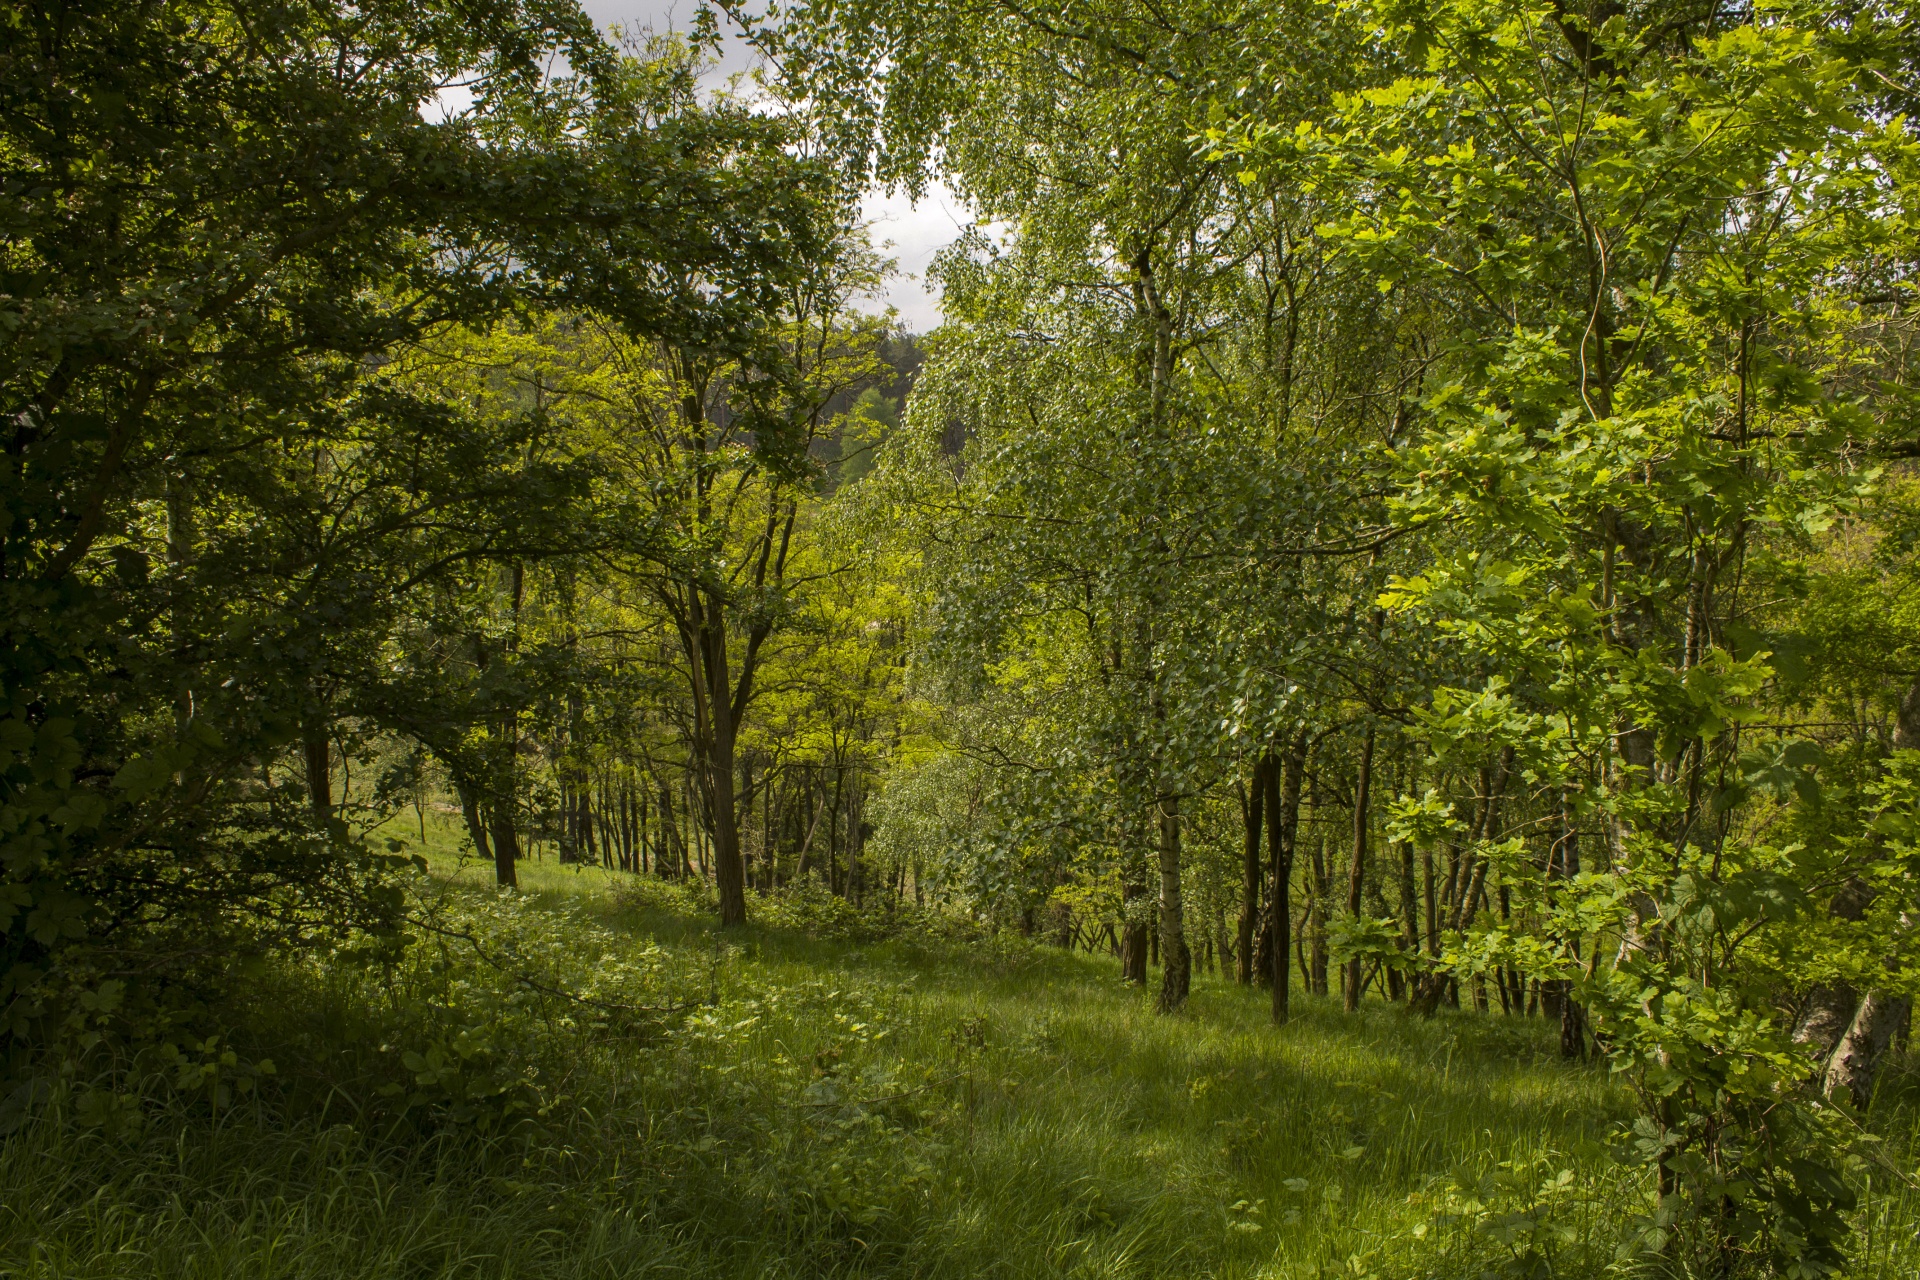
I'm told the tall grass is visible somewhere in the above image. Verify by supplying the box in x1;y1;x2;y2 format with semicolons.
1;854;1913;1278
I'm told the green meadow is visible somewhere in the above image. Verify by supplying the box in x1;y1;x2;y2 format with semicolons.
6;849;1918;1279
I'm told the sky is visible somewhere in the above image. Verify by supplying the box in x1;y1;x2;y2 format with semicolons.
576;1;965;333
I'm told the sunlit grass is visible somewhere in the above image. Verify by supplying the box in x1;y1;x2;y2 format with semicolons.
2;858;1914;1279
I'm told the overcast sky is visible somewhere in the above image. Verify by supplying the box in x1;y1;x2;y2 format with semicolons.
576;1;963;332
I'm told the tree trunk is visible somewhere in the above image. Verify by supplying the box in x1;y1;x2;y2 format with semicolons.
302;721;331;825
1156;795;1189;1011
1552;797;1584;1055
1560;989;1588;1056
1236;761;1267;984
739;759;756;889
687;591;749;924
1398;838;1419;995
1808;686;1920;1101
1408;841;1439;1012
850;782;868;905
1344;726;1376;1012
827;766;844;896
579;786;598;866
1423;840;1439;957
1795;983;1860;1056
1119;820;1151;984
638;787;651;873
1498;882;1520;1014
1309;835;1329;996
762;765;775;890
1120;909;1149;982
1271;734;1304;1024
489;790;520;889
624;780;639;871
456;779;492;867
1825;993;1908;1105
657;774;679;879
794;774;830;884
1796;877;1899;1099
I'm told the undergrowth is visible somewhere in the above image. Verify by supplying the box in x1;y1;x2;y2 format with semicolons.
1;855;1916;1279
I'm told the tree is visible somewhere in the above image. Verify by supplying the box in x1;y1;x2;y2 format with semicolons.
1215;0;1920;1265
0;1;832;1038
765;0;1415;1012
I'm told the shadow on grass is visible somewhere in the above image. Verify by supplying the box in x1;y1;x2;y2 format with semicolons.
20;853;1910;1279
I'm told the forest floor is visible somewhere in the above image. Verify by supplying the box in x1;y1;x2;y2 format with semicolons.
4;846;1919;1279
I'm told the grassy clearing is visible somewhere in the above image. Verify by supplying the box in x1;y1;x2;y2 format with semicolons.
2;852;1916;1279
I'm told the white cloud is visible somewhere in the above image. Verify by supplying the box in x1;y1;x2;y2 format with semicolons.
423;82;476;123
860;182;974;334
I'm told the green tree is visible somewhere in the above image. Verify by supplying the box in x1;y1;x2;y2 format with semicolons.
766;0;1418;1012
0;1;831;1039
1216;0;1920;1265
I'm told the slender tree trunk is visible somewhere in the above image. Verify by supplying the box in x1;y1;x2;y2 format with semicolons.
1237;762;1267;984
163;468;204;795
1309;835;1329;996
1399;837;1419;991
828;766;844;896
456;779;492;867
1271;733;1304;1024
1119;805;1151;984
1560;954;1588;1057
739;758;756;891
1498;881;1520;1013
850;778;868;905
491;563;526;888
761;765;774;890
580;786;598;866
302;720;331;824
624;780;639;871
1295;907;1311;996
1552;795;1584;1056
486;708;521;887
593;775;611;867
793;775;813;883
1807;681;1920;1099
1795;872;1879;1059
1344;726;1376;1012
1414;840;1439;1012
657;775;679;879
1120;880;1149;984
1423;843;1439;956
1826;993;1910;1104
1157;794;1190;1011
687;592;749;923
489;789;520;889
793;772;832;885
638;787;651;874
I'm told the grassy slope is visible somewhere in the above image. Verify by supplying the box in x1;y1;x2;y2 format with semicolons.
3;846;1917;1279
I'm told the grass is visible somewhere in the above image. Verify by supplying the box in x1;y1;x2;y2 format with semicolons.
2;844;1917;1279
